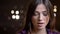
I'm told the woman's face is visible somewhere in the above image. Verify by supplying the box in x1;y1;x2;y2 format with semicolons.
31;4;50;30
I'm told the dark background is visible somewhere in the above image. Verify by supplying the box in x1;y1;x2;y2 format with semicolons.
0;0;60;34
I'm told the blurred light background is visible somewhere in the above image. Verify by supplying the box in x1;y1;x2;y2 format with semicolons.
0;0;60;34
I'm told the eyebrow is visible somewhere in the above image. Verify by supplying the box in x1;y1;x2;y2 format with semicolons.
35;10;48;13
42;11;47;12
34;11;39;13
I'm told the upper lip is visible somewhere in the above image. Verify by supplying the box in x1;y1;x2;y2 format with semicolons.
37;22;44;24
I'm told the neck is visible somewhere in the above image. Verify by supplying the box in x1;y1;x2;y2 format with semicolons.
30;28;47;34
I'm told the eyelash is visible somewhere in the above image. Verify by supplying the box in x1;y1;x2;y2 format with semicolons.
33;12;49;16
43;12;48;16
33;13;38;16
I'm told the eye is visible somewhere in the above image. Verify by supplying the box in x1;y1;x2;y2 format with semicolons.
33;13;38;16
42;11;49;16
33;11;39;16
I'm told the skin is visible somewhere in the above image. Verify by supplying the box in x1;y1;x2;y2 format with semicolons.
31;4;50;34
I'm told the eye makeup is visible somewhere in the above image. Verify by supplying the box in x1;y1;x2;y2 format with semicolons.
42;11;49;16
33;11;49;16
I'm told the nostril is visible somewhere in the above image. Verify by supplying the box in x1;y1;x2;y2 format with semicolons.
38;19;42;21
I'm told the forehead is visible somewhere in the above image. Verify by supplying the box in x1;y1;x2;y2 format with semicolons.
35;4;47;12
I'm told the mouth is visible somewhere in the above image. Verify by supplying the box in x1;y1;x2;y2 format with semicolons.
37;22;44;27
37;22;44;24
37;23;44;24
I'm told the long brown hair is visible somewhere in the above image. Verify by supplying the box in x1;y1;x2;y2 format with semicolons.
25;0;54;31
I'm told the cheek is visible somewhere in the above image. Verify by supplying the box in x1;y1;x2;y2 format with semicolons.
31;16;38;24
44;16;50;24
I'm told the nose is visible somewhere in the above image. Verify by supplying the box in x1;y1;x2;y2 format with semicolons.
38;14;43;21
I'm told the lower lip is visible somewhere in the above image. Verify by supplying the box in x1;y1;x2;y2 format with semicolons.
37;23;44;26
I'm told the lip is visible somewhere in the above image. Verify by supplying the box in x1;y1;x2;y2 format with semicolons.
37;23;44;24
37;22;44;26
37;22;44;24
37;22;44;25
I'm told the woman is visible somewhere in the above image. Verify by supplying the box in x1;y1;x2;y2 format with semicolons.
17;0;59;34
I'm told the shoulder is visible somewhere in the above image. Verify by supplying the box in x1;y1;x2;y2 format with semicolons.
17;29;27;34
47;29;60;34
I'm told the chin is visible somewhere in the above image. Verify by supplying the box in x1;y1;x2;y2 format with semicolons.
37;27;45;30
